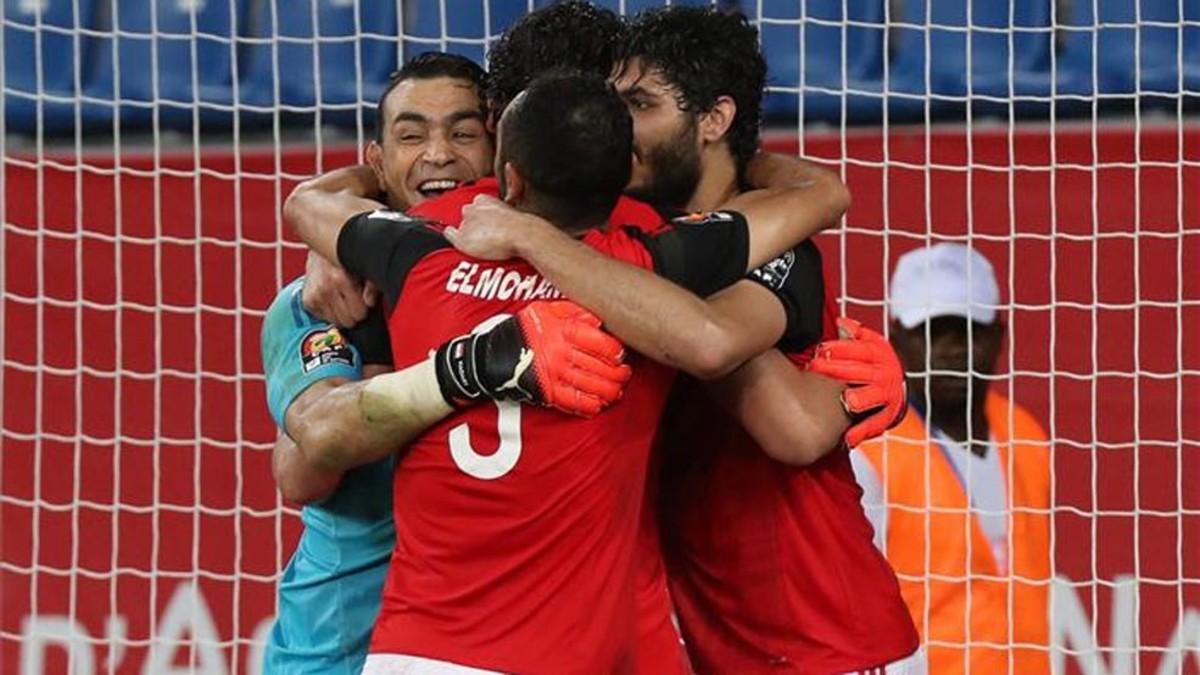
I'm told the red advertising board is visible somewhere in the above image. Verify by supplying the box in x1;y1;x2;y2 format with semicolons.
3;121;1198;674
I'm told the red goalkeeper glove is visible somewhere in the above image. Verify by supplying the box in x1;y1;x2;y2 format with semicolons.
434;300;632;417
808;317;907;448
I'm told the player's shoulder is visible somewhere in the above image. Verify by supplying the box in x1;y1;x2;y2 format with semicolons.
261;277;345;354
344;208;454;258
407;177;500;222
262;282;358;376
608;195;666;234
263;277;318;336
579;225;658;271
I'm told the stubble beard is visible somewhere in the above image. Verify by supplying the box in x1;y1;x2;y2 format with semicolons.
626;119;702;213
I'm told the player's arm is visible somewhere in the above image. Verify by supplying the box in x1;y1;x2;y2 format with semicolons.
285;164;388;264
285;165;389;323
286;302;631;473
718;155;849;264
712;319;910;466
272;433;338;504
447;204;750;379
289;210;633;475
744;151;836;193
446;195;840;380
270;367;386;504
283;358;452;473
707;349;849;465
263;280;398;503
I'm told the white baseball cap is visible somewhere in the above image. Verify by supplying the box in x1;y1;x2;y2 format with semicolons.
888;243;1000;329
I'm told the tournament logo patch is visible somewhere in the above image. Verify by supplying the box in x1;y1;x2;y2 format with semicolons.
750;250;796;290
671;210;736;226
300;327;354;373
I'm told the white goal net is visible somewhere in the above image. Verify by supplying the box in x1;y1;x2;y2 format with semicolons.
2;1;1197;673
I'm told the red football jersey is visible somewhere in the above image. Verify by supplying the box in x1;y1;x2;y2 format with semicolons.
411;180;689;675
658;282;920;674
408;176;668;239
336;199;747;673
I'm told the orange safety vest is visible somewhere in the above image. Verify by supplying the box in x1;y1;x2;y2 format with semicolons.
855;391;1051;675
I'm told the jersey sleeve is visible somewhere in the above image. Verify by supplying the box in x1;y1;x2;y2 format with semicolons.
621;210;750;296
260;279;363;430
336;209;451;306
744;240;827;354
342;303;393;367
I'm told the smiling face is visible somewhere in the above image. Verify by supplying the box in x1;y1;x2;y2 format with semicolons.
368;76;494;208
610;58;702;210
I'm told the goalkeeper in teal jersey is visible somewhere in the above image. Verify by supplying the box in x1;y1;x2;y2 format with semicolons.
258;49;497;674
260;278;395;675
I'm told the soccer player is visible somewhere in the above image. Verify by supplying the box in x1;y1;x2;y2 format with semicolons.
259;53;504;675
448;7;923;674
613;10;921;673
268;6;686;672
289;1;630;325
287;4;893;672
287;51;493;327
295;71;841;673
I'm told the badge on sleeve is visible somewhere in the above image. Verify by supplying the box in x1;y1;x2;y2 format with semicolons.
671;211;736;226
300;327;354;373
749;250;797;290
368;209;416;223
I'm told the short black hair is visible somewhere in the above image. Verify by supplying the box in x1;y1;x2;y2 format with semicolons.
487;0;626;114
618;7;766;182
500;71;632;228
375;52;487;141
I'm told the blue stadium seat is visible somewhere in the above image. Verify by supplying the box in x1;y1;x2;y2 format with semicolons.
758;0;886;123
241;0;400;122
1133;0;1200;94
1030;0;1200;98
401;0;507;65
399;0;721;67
1188;1;1200;94
4;0;98;133
399;0;723;73
84;0;243;130
888;0;1054;108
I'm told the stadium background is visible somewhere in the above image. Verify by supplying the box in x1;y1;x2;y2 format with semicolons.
2;0;1198;673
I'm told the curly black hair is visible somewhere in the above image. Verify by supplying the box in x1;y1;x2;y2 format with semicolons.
618;6;766;182
375;52;487;142
486;1;626;114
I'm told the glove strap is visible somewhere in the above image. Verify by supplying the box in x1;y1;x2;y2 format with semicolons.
434;334;484;408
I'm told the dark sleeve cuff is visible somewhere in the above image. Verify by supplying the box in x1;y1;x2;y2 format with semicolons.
626;210;750;296
336;210;377;279
343;303;394;366
744;240;827;353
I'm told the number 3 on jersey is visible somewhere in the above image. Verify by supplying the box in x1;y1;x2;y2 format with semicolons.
449;314;523;480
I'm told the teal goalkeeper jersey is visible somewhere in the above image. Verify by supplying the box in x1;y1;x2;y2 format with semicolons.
260;277;395;675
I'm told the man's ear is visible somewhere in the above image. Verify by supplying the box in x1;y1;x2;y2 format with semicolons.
698;95;736;145
365;140;388;189
486;105;500;134
502;162;524;204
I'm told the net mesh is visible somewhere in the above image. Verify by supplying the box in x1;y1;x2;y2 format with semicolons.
2;1;1198;673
